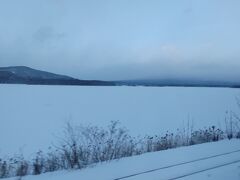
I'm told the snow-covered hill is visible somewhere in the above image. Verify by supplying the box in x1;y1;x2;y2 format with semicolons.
0;66;114;85
2;140;240;180
0;66;72;80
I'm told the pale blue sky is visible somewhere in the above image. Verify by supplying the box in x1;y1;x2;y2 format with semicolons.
0;0;240;80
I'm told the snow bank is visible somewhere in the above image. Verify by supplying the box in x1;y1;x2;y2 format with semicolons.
2;139;240;180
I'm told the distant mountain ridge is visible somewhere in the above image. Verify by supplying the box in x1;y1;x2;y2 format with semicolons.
117;79;240;88
0;66;239;88
0;66;72;80
0;66;115;86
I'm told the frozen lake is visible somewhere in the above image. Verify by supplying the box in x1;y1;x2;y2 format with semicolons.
0;85;239;157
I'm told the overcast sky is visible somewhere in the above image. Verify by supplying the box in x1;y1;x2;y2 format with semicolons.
0;0;240;81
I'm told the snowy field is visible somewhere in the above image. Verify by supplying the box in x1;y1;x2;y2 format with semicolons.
0;84;239;157
2;139;240;180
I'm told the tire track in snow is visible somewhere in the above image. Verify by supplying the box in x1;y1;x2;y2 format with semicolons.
167;159;240;180
113;149;240;180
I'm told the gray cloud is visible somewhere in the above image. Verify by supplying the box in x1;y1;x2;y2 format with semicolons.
0;0;240;81
33;27;66;43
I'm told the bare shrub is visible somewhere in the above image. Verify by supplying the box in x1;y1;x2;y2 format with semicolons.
0;120;238;179
33;151;44;175
190;126;224;145
16;160;29;177
225;110;240;139
57;121;137;167
0;160;7;178
14;155;29;177
44;148;62;172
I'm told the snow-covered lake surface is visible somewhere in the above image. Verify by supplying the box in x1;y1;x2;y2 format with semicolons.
0;85;239;157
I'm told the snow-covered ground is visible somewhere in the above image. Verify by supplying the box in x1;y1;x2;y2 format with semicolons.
2;139;240;180
0;85;239;157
